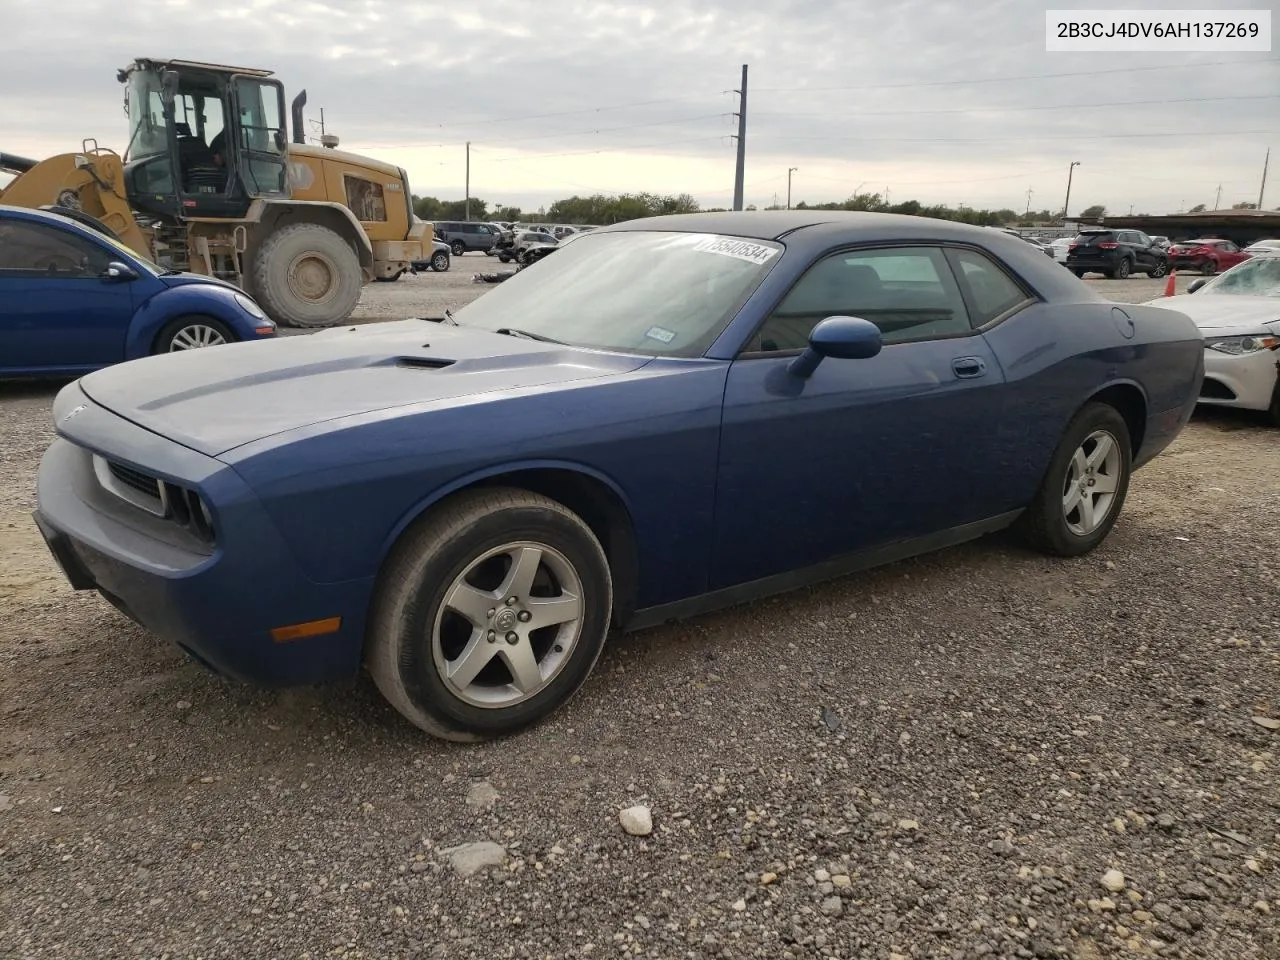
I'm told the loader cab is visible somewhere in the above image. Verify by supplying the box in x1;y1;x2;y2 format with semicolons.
120;59;290;221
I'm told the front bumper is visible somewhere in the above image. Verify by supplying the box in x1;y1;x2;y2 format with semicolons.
33;392;373;687
1199;346;1280;412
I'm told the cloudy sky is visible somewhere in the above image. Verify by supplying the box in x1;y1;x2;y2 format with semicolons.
2;0;1276;214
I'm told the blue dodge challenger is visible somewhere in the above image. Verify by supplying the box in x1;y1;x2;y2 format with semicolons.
32;212;1204;741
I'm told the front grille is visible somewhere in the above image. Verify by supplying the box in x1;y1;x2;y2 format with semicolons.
108;462;162;500
92;455;216;544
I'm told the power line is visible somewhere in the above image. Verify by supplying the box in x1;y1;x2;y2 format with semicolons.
484;135;731;163
751;57;1278;93
355;113;731;151
762;130;1270;144
407;91;729;130
754;93;1280;120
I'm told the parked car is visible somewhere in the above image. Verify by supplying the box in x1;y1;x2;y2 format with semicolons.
1166;238;1251;275
32;212;1203;740
1243;238;1280;255
1147;251;1280;424
1048;237;1073;263
409;239;452;274
0;205;275;378
1150;235;1171;250
1066;228;1170;279
434;221;502;256
496;231;559;263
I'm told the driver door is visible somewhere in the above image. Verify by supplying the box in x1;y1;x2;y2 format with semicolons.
711;244;1015;590
0;219;134;372
230;75;290;198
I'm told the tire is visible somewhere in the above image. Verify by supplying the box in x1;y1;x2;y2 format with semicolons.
366;487;613;741
1149;260;1168;278
1112;258;1132;280
1200;259;1217;276
374;270;404;283
498;253;512;263
1016;402;1132;557
1268;381;1280;428
249;222;363;328
450;240;466;257
152;315;236;354
430;251;450;272
1071;268;1085;278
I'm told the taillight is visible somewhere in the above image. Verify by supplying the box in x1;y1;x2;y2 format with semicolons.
1097;241;1119;249
1068;243;1079;251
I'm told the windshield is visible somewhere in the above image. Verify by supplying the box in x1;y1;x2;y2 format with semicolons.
452;231;782;357
125;69;169;162
1200;257;1280;297
100;230;162;274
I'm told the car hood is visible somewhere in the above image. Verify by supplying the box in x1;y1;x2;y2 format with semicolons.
1144;294;1280;333
157;271;244;293
76;320;651;457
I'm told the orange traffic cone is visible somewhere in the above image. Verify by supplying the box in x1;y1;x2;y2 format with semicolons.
1164;268;1177;297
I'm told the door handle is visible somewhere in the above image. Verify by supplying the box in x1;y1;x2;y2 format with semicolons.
952;357;987;379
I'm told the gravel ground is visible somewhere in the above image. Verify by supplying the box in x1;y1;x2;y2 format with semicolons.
2;269;1278;960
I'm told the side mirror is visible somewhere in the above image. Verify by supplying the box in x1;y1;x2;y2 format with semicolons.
789;315;883;379
1186;277;1207;294
102;261;139;282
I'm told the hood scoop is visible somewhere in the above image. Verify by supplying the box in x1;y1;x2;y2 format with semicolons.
395;355;455;370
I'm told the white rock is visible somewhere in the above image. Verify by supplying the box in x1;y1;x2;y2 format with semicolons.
620;805;653;836
441;841;507;877
731;898;746;911
814;868;831;883
1102;869;1126;893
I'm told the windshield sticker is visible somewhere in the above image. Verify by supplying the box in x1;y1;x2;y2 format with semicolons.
691;236;779;265
645;325;676;344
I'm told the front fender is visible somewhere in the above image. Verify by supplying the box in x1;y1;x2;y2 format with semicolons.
377;458;636;561
123;285;259;359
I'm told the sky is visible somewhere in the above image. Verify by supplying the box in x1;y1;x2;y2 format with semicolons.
1;0;1276;216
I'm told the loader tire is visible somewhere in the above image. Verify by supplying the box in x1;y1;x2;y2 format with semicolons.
250;222;363;328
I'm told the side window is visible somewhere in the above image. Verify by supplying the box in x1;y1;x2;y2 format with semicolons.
748;246;971;353
0;221;111;278
344;176;387;222
946;248;1032;325
1223;240;1238;252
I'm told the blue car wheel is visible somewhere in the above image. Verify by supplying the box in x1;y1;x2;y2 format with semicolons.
366;487;612;741
154;316;236;354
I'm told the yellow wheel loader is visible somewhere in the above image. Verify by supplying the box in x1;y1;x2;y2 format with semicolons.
0;58;429;327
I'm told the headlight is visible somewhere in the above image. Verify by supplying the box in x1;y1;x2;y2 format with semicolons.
1205;334;1280;355
234;293;268;320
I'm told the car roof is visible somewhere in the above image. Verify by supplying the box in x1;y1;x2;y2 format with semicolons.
0;203;95;232
600;210;1042;243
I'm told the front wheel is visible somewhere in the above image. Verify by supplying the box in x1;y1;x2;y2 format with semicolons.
1200;259;1217;276
431;251;450;272
1149;260;1169;278
153;316;235;354
1112;258;1132;280
366;488;612;741
249;222;363;328
1015;402;1132;557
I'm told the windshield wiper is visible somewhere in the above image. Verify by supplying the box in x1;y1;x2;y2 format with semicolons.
442;308;458;326
495;327;566;344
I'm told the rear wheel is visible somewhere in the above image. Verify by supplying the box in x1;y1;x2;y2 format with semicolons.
1200;259;1217;276
153;316;235;354
366;488;612;741
374;270;404;283
1150;260;1169;278
250;222;363;328
450;240;466;257
1016;402;1131;557
1112;258;1132;280
1071;268;1086;278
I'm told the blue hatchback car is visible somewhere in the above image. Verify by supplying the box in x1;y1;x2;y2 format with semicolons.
0;205;276;378
32;212;1204;742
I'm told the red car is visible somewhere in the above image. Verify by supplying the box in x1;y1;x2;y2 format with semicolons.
1167;238;1251;275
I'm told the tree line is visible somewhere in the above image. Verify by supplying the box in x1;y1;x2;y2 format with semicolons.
411;192;1271;227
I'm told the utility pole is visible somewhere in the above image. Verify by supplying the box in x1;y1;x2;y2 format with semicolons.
786;167;797;209
731;64;748;211
1025;187;1033;218
885;186;890;206
1062;160;1080;220
319;108;325;136
1260;147;1270;209
1129;204;1134;215
465;142;471;221
1213;184;1222;211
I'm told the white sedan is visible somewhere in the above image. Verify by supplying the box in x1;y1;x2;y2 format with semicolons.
1147;252;1280;425
1049;237;1073;263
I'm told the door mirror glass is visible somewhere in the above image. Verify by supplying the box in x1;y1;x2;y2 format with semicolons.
1186;277;1208;293
789;315;883;378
